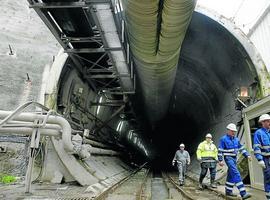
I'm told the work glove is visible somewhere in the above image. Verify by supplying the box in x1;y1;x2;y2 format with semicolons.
258;160;266;169
219;161;224;167
172;160;176;166
197;158;202;163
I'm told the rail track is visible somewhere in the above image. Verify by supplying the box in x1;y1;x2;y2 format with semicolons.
94;168;232;200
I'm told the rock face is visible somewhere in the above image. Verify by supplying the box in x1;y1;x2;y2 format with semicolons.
0;0;59;177
0;0;59;110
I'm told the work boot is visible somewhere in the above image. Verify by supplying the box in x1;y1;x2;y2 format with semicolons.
210;180;217;188
179;181;184;186
198;183;203;190
226;193;237;197
242;193;252;199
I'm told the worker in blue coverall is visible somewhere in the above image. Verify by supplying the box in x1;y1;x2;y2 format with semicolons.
218;123;252;199
253;114;270;200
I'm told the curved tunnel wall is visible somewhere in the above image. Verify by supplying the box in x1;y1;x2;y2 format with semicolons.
55;58;153;162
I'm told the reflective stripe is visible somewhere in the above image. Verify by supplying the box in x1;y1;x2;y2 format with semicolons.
225;186;233;190
219;148;235;152
241;150;247;154
261;152;270;156
218;153;223;156
202;160;217;163
254;150;262;154
224;153;237;156
254;144;270;149
236;181;243;186
239;187;246;192
254;144;261;147
226;182;234;186
239;146;245;150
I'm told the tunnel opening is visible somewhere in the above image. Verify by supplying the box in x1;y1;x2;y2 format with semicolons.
150;114;200;170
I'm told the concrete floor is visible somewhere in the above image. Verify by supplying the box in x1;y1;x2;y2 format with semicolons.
151;177;169;200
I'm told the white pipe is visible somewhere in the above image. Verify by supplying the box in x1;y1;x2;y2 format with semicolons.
2;121;61;130
0;127;60;137
0;111;74;152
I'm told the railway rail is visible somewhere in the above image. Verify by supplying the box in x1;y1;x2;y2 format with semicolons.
94;169;232;200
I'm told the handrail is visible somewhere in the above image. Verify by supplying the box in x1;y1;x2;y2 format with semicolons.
0;101;49;127
0;101;74;152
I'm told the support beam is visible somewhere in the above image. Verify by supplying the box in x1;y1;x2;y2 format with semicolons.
65;47;122;54
29;2;89;9
87;74;117;79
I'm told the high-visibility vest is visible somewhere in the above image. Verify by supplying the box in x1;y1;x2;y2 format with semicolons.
196;140;218;161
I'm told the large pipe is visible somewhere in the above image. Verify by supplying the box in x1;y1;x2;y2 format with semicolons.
0;111;74;152
123;0;196;123
84;138;113;149
90;147;120;156
0;127;60;137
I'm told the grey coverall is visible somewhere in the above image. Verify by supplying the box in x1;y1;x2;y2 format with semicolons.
172;150;190;183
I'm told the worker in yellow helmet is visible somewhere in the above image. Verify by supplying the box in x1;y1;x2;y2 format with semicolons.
197;133;218;189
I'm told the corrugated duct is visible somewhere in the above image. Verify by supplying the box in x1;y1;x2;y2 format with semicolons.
123;0;196;124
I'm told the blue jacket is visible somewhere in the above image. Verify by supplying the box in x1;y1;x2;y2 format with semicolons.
218;134;249;161
253;127;270;161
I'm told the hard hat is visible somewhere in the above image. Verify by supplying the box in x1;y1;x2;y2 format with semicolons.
226;123;237;132
259;114;270;122
179;143;185;147
205;133;212;138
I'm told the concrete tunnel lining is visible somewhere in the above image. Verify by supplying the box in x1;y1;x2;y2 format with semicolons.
47;9;268;181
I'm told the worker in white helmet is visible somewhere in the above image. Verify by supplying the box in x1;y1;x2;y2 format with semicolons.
196;133;218;189
218;123;252;199
172;143;190;186
253;114;270;200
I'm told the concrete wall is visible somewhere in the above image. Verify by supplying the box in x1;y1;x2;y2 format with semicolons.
0;0;59;110
248;4;270;73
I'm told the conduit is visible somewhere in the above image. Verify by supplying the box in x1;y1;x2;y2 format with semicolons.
123;0;196;123
0;110;74;152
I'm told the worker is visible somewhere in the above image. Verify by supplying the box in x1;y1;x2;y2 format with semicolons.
218;123;252;199
172;143;190;186
253;114;270;200
196;133;218;189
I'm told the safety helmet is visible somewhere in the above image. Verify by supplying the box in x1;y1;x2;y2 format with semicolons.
205;133;212;138
226;123;237;132
179;143;185;147
258;114;270;122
